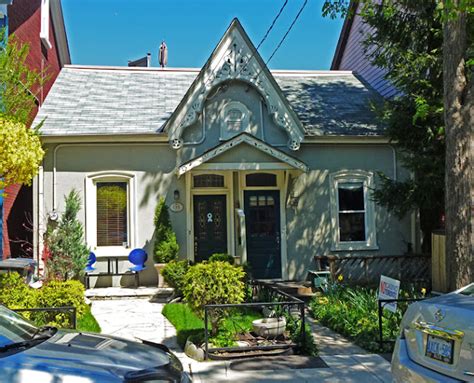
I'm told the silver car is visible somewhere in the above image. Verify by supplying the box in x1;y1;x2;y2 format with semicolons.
392;283;474;382
0;305;191;382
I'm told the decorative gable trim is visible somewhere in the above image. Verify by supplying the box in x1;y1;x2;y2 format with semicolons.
177;133;309;176
166;18;305;151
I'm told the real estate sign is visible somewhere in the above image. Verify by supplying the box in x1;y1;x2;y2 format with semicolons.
378;275;400;313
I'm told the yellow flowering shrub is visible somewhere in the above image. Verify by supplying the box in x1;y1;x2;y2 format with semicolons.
0;116;44;191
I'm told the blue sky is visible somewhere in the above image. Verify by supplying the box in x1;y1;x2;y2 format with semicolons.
62;0;343;70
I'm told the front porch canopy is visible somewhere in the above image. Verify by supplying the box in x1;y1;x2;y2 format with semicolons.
177;133;309;176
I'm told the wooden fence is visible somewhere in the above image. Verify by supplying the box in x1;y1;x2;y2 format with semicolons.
314;253;431;286
431;231;447;292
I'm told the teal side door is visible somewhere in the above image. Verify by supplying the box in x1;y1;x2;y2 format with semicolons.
244;190;281;279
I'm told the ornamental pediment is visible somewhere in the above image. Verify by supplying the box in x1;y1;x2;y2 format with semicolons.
165;18;305;151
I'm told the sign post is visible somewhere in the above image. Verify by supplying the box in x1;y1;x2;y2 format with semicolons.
378;275;400;313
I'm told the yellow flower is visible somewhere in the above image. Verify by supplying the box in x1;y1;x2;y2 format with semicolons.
337;274;344;282
421;288;427;296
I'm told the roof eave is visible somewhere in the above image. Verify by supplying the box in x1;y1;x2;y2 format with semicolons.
50;0;71;67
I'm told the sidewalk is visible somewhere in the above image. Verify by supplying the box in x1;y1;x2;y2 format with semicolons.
91;297;392;382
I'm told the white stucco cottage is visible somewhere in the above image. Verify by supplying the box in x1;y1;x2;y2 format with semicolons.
32;19;417;286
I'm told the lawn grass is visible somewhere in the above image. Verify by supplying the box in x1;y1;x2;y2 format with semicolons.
162;303;204;348
76;306;101;333
162;303;262;348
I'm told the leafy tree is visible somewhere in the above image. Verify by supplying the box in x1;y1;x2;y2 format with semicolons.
0;115;44;191
324;1;445;251
440;0;473;289
153;197;179;263
0;29;46;191
45;190;89;281
0;29;46;124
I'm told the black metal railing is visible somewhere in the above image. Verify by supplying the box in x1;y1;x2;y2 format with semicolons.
203;282;305;360
377;298;424;349
13;306;77;329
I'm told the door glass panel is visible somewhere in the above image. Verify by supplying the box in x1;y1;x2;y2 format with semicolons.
249;196;257;206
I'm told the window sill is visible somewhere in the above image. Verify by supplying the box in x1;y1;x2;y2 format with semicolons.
331;242;379;252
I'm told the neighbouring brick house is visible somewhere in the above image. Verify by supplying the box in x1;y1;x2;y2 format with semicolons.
1;0;70;259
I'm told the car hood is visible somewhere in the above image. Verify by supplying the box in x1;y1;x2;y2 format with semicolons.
1;330;175;382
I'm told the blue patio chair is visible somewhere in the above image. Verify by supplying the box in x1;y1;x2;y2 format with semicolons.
84;252;96;289
128;249;148;287
85;252;96;273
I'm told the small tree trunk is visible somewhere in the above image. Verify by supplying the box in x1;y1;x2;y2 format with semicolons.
443;3;473;290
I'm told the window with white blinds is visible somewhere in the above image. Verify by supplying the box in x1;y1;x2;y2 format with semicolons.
96;182;128;246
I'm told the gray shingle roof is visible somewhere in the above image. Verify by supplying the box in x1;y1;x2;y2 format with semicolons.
35;66;384;137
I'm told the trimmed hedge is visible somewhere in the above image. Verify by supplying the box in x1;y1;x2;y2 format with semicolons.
161;260;189;296
0;272;93;330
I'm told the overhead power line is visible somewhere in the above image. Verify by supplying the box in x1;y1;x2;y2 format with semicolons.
263;0;308;69
255;0;289;52
236;0;289;78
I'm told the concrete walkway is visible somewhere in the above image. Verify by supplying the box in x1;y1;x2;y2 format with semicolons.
91;297;393;382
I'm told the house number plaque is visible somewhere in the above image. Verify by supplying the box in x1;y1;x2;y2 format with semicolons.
170;202;184;213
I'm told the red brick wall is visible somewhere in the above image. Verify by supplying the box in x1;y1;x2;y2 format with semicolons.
3;0;62;258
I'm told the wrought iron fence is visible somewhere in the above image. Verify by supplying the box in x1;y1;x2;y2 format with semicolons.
203;281;305;360
13;306;77;329
377;298;424;349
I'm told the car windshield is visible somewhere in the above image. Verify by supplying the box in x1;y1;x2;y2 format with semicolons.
459;283;474;297
0;305;38;347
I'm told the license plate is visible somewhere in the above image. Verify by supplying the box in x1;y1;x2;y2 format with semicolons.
426;334;454;364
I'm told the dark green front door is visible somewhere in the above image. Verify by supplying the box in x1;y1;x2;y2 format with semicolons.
244;190;281;279
193;195;227;262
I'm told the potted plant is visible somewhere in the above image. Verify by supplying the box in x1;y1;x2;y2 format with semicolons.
153;197;179;287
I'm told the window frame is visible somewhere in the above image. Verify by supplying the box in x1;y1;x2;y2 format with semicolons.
85;172;136;257
329;170;378;251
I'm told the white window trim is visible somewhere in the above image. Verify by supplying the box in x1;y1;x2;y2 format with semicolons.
85;171;137;257
329;170;378;251
40;0;52;49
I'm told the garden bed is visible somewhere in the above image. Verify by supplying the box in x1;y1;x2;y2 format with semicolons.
309;285;425;353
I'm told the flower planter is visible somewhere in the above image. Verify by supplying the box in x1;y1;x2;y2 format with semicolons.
252;317;287;338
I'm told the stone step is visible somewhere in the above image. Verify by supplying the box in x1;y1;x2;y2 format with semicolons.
85;287;174;300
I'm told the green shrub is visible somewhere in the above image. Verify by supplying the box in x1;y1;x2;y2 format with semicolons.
183;261;245;335
34;280;87;328
0;273;94;330
284;313;318;356
161;260;189;296
0;272;36;314
209;253;234;264
45;190;89;280
162;303;204;348
153;197;179;263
